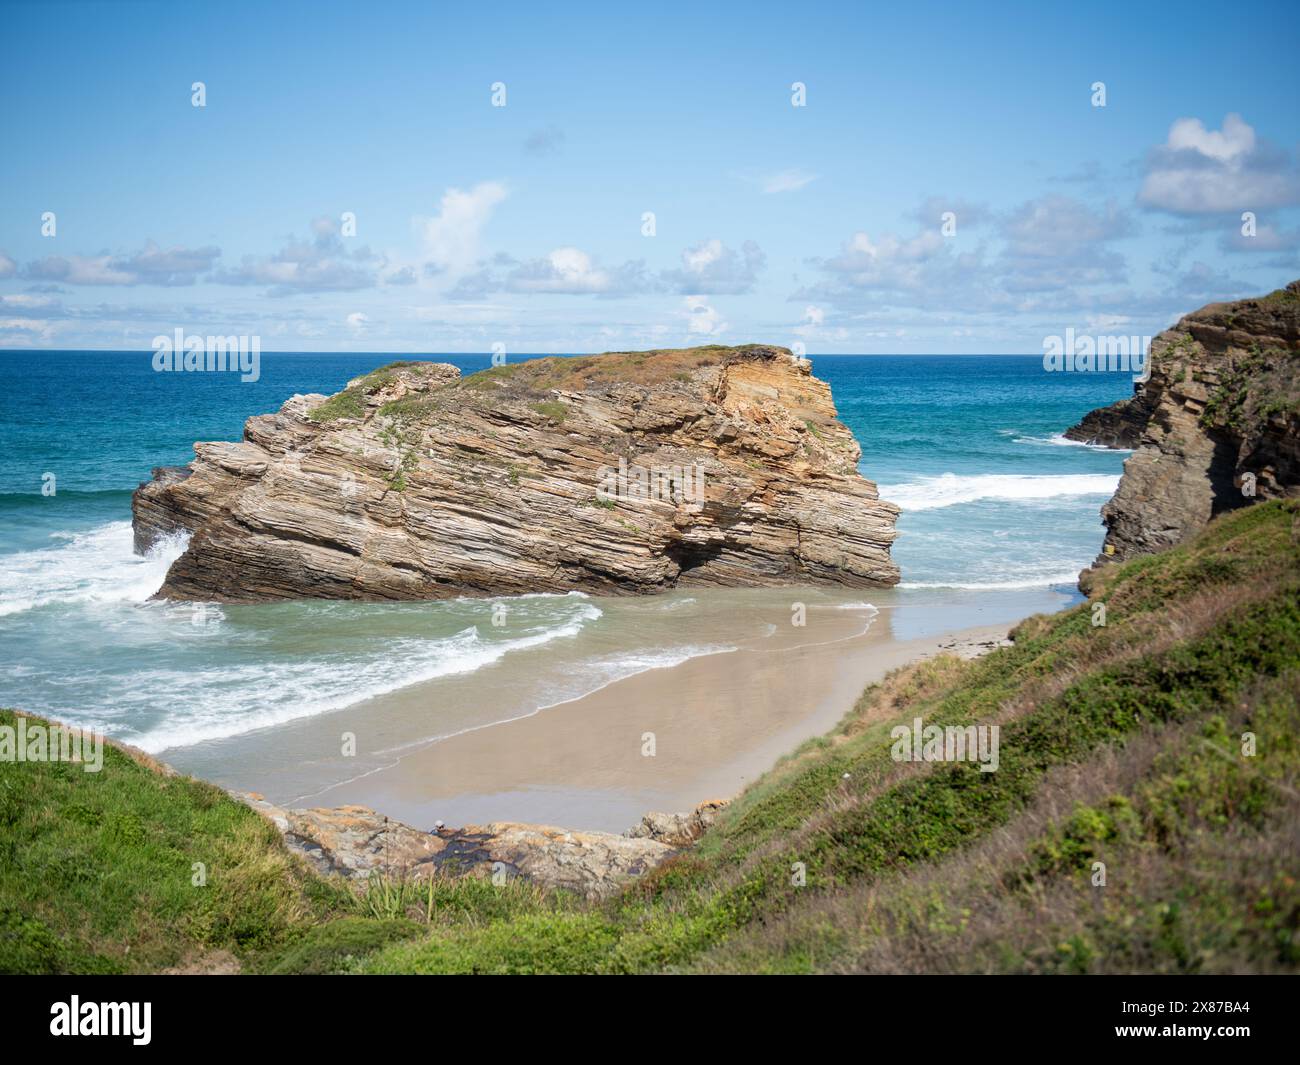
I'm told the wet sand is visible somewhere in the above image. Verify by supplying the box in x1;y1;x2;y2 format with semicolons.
295;615;1021;833
166;584;1072;834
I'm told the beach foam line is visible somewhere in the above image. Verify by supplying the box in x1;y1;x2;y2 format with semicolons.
365;641;742;761
132;613;603;752
0;521;186;618
879;472;1120;512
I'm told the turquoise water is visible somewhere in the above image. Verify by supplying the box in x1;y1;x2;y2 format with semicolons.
0;350;1132;752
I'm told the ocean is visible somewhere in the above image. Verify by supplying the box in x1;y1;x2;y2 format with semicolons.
0;351;1133;764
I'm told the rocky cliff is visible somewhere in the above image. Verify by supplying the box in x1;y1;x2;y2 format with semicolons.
1072;282;1300;581
133;345;899;601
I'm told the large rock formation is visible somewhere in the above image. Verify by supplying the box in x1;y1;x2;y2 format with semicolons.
1073;281;1300;582
134;345;899;601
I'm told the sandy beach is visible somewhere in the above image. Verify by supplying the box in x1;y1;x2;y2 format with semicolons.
166;584;1072;833
319;619;1016;833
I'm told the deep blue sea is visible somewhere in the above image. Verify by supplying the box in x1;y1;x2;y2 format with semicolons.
0;350;1133;753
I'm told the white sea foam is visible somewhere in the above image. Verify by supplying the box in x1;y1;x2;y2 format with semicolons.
879;472;1120;512
347;640;742;760
1013;432;1131;453
131;613;602;752
0;521;187;617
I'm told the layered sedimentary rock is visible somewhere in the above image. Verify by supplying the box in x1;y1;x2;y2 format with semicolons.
134;345;899;601
236;795;689;900
1062;390;1156;449
1073;282;1300;581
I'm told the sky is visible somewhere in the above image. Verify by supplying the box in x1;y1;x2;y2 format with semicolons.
1;0;1298;354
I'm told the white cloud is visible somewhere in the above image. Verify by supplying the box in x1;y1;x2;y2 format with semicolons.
1139;113;1300;214
817;229;945;289
664;239;765;294
1165;114;1254;163
792;303;849;343
22;241;221;287
214;219;377;295
0;318;56;345
511;247;611;293
346;312;369;332
682;296;727;336
1000;196;1131;256
415;182;508;274
0;294;62;317
448;248;654;299
0;252;15;279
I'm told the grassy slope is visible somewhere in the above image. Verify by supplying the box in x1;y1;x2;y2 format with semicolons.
0;732;350;973
3;501;1297;974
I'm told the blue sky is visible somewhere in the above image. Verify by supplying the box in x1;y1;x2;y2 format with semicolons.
1;0;1298;353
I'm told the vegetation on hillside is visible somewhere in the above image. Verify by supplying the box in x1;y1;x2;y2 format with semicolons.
3;500;1297;974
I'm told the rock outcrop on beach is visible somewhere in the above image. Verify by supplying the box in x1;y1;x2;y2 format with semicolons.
134;345;899;601
236;794;692;900
1073;282;1300;582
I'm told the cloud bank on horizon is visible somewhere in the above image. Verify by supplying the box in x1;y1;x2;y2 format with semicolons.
0;0;1297;354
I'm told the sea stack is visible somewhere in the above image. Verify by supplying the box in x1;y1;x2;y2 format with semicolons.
133;344;900;601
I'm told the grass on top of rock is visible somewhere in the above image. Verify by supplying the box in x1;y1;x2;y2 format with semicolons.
313;346;798;426
4;500;1297;974
453;345;788;398
308;361;433;423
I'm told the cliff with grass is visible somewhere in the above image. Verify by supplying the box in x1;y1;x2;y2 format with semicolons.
1068;281;1300;577
6;499;1297;974
132;345;900;602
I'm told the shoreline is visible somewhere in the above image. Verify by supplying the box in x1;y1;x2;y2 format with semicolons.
260;611;1024;835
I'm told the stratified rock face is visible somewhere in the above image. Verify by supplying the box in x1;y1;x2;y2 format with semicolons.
133;345;900;601
1079;282;1300;570
235;795;676;901
1063;391;1156;449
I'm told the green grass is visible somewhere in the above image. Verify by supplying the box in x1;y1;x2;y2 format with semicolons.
307;346;795;428
530;400;568;423
308;362;430;423
308;388;367;423
0;725;352;973
450;344;783;398
4;500;1298;974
